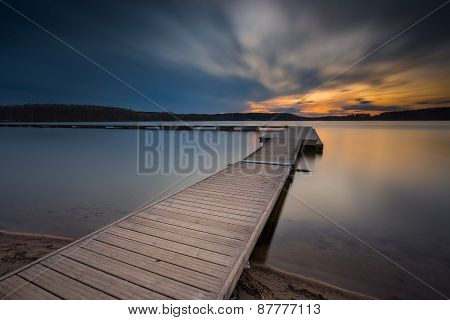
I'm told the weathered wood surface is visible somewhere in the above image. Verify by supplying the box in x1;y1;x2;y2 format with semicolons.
0;126;321;299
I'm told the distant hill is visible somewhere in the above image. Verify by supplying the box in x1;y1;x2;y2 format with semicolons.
0;104;449;122
373;107;450;120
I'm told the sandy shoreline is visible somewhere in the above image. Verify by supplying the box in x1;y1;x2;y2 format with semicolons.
0;231;370;299
0;231;73;278
234;264;370;299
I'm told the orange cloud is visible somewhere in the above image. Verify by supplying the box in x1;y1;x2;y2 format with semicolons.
246;64;450;116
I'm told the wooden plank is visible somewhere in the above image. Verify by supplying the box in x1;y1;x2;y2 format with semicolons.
135;212;249;241
94;232;229;277
138;209;252;234
62;246;215;299
163;197;262;217
161;195;264;223
79;240;222;293
198;178;281;190
189;185;272;201
199;179;276;192
105;226;233;266
180;189;268;208
219;167;288;177
208;169;288;180
217;165;286;176
204;175;280;186
191;183;274;196
42;255;169;299
181;188;268;206
148;203;257;226
118;221;239;255
128;216;243;248
206;173;281;183
208;171;283;181
201;181;277;192
20;264;115;300
173;192;266;212
153;200;260;221
0;275;59;300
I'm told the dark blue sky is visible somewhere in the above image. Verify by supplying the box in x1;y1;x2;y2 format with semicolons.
1;0;449;115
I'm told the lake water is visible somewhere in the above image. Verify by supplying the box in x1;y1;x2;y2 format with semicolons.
1;121;449;299
0;128;260;237
252;121;450;299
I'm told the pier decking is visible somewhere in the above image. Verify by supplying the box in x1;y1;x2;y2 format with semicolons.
0;126;322;299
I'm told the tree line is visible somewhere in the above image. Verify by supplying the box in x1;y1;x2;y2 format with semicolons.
0;104;448;122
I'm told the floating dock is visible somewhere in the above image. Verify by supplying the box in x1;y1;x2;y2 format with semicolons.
0;126;322;299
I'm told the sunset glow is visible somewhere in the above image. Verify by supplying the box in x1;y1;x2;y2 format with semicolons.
1;0;449;116
247;64;450;116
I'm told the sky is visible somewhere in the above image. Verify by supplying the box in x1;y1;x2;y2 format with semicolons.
1;0;449;116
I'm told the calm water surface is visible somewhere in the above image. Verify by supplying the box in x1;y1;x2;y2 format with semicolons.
0;128;259;237
1;121;449;299
253;121;450;299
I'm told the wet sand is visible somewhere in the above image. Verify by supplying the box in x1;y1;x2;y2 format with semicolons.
0;231;73;278
233;263;370;299
0;231;370;299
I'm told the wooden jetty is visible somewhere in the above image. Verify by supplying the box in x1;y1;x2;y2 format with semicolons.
0;126;322;300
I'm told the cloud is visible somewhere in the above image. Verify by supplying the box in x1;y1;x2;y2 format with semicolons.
1;0;450;114
129;0;450;114
355;98;372;104
127;0;376;95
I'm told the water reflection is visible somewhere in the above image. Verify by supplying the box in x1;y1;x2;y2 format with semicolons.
253;123;450;299
1;122;449;299
0;128;259;238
